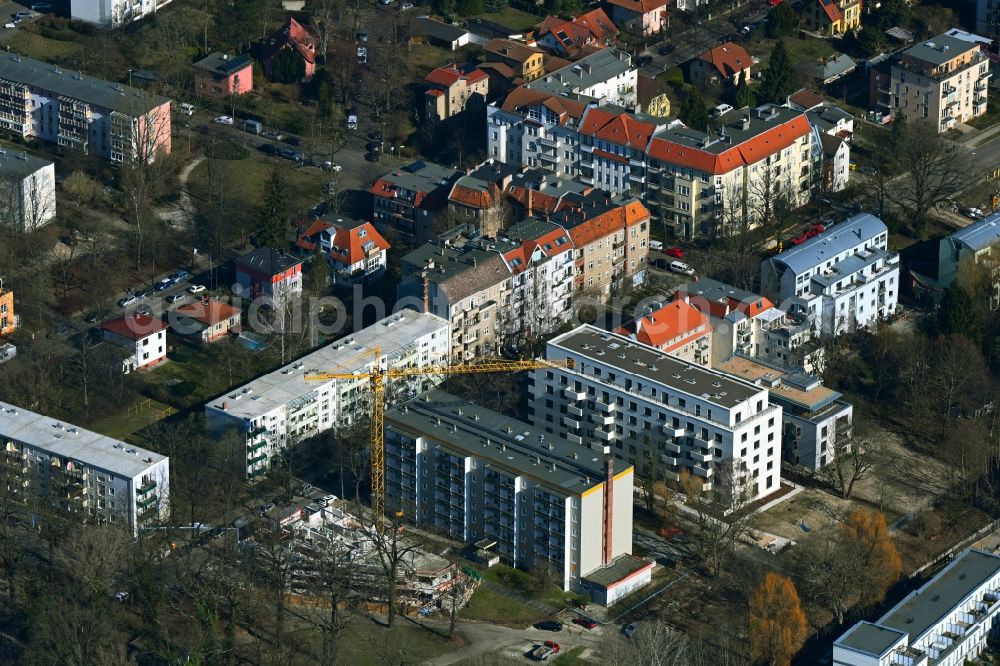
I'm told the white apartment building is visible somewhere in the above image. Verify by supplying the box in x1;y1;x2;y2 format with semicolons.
0;54;172;162
0;400;169;535
385;389;635;593
530;325;783;501
527;48;637;108
761;213;899;336
883;32;992;133
833;548;1000;666
72;0;172;27
488;88;588;178
205;310;450;480
0;147;55;232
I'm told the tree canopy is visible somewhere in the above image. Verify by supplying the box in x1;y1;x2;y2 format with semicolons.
679;89;709;132
759;40;796;104
748;572;808;666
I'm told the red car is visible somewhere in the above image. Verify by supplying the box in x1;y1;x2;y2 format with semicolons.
664;247;684;258
573;617;598;629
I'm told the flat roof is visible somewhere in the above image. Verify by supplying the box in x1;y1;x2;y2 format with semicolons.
949;212;1000;251
527;48;632;97
208;310;448;421
654;104;806;156
0;145;52;180
582;554;652;587
714;356;841;412
879;548;1000;643
903;33;979;66
548;325;761;408
768;213;887;275
0;53;169;114
836;621;907;657
378;160;460;195
0;400;167;479
387;389;629;495
193;52;252;75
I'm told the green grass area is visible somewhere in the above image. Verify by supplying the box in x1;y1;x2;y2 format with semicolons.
459;584;543;625
553;646;589;665
7;30;84;61
472;8;541;32
746;35;835;67
280;620;454;665
89;398;175;441
187;155;326;211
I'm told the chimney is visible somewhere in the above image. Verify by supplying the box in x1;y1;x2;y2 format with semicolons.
422;273;431;313
602;450;614;565
526;187;533;215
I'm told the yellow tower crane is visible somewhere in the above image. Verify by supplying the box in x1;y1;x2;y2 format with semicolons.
306;348;574;526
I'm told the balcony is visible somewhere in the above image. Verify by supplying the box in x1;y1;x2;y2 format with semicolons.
137;479;157;495
248;439;268;453
593;414;614;426
567;405;584;417
691;450;713;463
692;465;713;478
665;442;682;455
248;453;268;466
538;152;558;163
663;425;684;437
595;401;613;413
562;416;580;428
566;433;583;445
594;429;614;442
563;388;586;401
538;136;558;149
137;494;158;509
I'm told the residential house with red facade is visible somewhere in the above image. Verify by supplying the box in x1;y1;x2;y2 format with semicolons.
258;18;317;82
193;53;254;99
605;0;669;36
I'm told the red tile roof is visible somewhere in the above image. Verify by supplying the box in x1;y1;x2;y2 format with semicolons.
449;182;498;209
574;8;617;42
538;9;615;55
616;299;710;351
605;0;668;14
500;86;587;122
818;0;843;24
425;64;487;88
579;107;657;149
175;299;241;327
506;185;563;214
102;313;167;341
286;17;317;64
563;200;650;247
697;42;751;78
501;227;573;274
329;222;389;265
788;89;825;110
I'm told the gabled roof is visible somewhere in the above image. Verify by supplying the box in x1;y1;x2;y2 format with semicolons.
574;8;617;42
327;221;390;265
605;0;668;15
175;298;242;326
676;277;774;320
102;313;167;341
817;0;842;24
500;86;588;122
769;213;887;275
498;220;573;274
819;132;846;158
484;38;543;63
616;299;710;350
425;63;488;88
787;88;825;110
280;18;317;64
537;9;615;55
553;197;650;247
579;106;657;150
697;42;751;78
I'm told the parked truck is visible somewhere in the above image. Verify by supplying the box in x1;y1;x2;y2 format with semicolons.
528;641;560;661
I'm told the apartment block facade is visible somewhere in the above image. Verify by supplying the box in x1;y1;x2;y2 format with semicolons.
424;64;489;122
0;148;56;231
761;213;899;336
0;401;169;534
0;54;171;162
72;0;174;27
371;161;462;243
385;389;634;591
526;49;637;108
0;287;15;336
530;325;783;501
874;32;991;133
834;548;1000;666
205;310;450;480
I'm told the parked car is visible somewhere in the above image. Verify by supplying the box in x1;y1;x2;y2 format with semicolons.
357;46;367;59
572;617;597;629
658;44;674;55
669;261;695;276
261;130;284;141
259;143;279;156
135;288;153;299
299;483;314;495
3;22;14;28
169;270;190;283
365;152;379;162
242;119;262;134
380;0;394;5
282;135;301;146
623;622;638;638
400;2;413;9
165;293;186;304
319;494;337;506
179;102;195;116
118;293;137;308
114;591;129;603
280;148;303;162
635;55;653;67
154;278;173;292
13;11;33;19
187;284;207;295
533;621;563;632
259;502;276;515
664;246;684;258
347;114;359;130
528;640;560;661
214;115;234;125
711;103;734;117
322;162;342;172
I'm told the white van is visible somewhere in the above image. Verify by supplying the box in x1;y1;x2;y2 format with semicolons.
649;240;663;251
711;103;733;118
179;102;195;116
242;119;262;135
347;114;358;130
669;261;695;276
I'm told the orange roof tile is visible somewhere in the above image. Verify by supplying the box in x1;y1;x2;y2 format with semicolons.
605;0;668;15
449;182;496;209
818;0;843;23
574;8;616;42
328;221;390;265
175;298;242;327
579;107;657;149
500;86;587;122
698;42;751;78
616;300;710;350
425;64;487;88
102;313;167;341
564;200;650;247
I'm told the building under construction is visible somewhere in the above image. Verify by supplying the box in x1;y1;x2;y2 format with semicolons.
385;389;649;599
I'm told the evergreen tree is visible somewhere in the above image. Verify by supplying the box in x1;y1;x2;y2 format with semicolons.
759;40;796;104
765;1;798;39
679;89;709;132
271;48;306;84
734;77;755;109
306;245;330;296
939;282;982;344
255;168;291;249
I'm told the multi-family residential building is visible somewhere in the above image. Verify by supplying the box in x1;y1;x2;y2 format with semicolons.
0;147;55;231
615;299;712;365
716;356;852;469
506;168;594;217
385;389;639;594
526;49;637;108
802;102;854;193
674;0;707;10
371;160;462;243
761;213;899;336
483;39;545;82
234;248;304;309
399;244;511;362
447;160;519;238
833;548;1000;666
172;298;242;344
802;0;862;36
911;210;1000;303
978;0;1000;40
871;31;991;133
688;42;752;87
102;313;168;373
205;310;450;480
71;0;173;27
605;0;669;36
299;216;389;287
531;325;783;501
0;401;169;534
536;9;617;58
193;52;253;99
0;54;172;162
0;286;16;336
424;64;489;122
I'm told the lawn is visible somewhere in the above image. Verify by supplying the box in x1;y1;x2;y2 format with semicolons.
459;581;545;625
186;154;326;213
553;646;589;665
89;397;175;441
275;620;455;665
7;30;84;62
746;35;835;67
472;8;541;32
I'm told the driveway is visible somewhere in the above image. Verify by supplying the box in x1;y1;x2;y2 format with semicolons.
420;618;606;665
